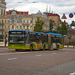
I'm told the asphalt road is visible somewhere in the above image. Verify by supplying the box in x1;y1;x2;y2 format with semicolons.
0;47;75;75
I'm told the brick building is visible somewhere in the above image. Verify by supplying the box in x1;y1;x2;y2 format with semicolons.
44;12;61;30
64;28;75;44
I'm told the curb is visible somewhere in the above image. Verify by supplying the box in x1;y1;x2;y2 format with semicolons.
0;46;8;48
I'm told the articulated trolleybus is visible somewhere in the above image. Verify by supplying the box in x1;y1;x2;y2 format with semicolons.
8;30;65;51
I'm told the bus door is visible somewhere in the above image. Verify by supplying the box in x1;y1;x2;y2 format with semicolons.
52;35;57;49
48;34;51;49
36;33;42;49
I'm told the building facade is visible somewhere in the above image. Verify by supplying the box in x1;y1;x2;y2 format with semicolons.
44;12;61;30
0;0;6;15
0;13;49;39
64;28;75;44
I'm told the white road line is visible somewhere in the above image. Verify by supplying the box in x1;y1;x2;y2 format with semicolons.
0;52;30;56
36;55;42;56
52;53;56;54
8;58;17;60
0;53;14;55
69;72;75;75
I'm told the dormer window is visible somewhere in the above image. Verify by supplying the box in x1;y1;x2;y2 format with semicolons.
21;12;23;14
11;11;16;15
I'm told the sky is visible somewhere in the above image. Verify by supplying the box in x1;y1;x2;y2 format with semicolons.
5;0;75;25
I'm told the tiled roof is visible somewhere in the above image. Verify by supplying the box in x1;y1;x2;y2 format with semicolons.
6;10;28;15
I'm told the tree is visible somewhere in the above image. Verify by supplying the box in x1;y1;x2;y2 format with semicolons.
34;18;45;32
70;21;75;29
0;35;3;39
49;22;53;32
57;22;67;35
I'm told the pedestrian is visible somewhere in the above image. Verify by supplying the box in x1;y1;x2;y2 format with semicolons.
5;39;7;46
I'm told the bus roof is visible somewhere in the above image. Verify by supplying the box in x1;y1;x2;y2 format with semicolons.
47;33;62;36
9;30;26;32
9;30;47;35
9;30;66;36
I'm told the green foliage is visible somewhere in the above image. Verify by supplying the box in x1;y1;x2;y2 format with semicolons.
49;22;53;32
57;22;67;35
70;21;75;26
52;30;58;33
34;18;45;32
0;35;3;39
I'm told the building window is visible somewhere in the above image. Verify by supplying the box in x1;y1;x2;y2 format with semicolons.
2;32;3;35
23;26;25;29
27;26;28;30
17;16;22;23
30;20;32;23
20;26;22;29
5;20;6;23
5;26;6;29
35;19;36;22
1;9;3;15
4;10;5;15
23;20;25;24
21;12;24;14
5;32;6;35
17;26;18;29
30;26;32;29
11;16;15;23
2;20;3;23
8;26;10;29
12;25;14;29
27;20;28;24
8;20;10;23
2;26;3;29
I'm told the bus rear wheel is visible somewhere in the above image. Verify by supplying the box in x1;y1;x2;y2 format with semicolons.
30;45;33;51
15;49;18;51
56;45;59;50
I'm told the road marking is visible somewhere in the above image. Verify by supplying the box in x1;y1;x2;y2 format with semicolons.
36;55;42;57
0;52;30;56
52;53;56;54
8;58;17;60
69;72;75;75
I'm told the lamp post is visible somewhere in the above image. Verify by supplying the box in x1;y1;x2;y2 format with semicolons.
5;34;7;46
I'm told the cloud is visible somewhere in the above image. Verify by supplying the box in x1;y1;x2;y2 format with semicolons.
5;0;75;24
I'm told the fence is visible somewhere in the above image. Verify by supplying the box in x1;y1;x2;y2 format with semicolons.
0;42;8;46
64;42;75;48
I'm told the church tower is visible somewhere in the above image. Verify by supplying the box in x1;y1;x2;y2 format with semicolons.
0;0;6;15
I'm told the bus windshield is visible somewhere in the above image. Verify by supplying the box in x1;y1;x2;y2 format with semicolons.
9;31;26;44
9;35;25;43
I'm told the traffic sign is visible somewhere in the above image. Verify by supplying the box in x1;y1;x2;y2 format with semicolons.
61;14;67;19
69;13;74;18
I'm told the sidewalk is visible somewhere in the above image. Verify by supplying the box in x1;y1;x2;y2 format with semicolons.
0;42;8;47
64;45;75;48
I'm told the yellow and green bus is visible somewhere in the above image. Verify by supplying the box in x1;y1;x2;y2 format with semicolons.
8;30;65;51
